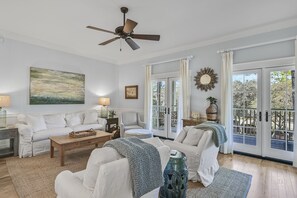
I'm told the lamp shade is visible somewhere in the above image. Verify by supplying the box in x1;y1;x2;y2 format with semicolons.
0;96;10;107
98;97;110;106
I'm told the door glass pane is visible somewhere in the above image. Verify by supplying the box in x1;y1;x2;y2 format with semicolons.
270;70;295;152
152;80;166;131
233;73;258;146
170;80;180;133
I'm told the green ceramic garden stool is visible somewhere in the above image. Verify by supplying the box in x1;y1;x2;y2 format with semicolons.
159;150;188;198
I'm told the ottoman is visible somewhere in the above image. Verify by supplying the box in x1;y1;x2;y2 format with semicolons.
124;129;153;139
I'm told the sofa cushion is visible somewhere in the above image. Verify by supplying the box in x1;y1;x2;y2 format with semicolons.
83;111;98;125
44;114;66;129
32;127;73;141
142;137;166;148
83;147;122;191
182;128;205;146
65;113;83;127
124;125;143;130
27;115;47;132
71;124;103;132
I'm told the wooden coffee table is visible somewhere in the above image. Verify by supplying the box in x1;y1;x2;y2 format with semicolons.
50;130;112;166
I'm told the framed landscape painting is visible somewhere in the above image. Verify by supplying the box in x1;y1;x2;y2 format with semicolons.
125;85;138;99
30;67;85;104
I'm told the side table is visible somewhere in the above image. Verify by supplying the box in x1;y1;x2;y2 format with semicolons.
0;127;19;157
182;118;205;127
105;117;120;139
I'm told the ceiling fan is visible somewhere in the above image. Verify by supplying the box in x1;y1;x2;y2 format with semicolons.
86;7;160;50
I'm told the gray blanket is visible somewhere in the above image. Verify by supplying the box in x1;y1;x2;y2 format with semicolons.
104;137;163;198
194;122;227;147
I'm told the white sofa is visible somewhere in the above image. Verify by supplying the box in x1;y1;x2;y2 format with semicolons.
55;137;170;198
164;126;219;187
16;110;107;158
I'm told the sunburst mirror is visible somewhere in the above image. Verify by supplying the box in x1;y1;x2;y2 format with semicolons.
194;67;218;91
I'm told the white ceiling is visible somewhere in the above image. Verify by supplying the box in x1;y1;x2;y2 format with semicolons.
0;0;297;65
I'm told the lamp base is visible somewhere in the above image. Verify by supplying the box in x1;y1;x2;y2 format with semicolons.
101;106;108;118
0;109;7;128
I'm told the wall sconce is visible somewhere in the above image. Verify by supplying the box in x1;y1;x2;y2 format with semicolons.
0;95;10;128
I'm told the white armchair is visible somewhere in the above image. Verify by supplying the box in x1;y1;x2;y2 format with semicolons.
55;137;170;198
163;126;219;187
120;112;146;137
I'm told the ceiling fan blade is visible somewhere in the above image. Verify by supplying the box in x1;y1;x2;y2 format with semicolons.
123;19;138;33
125;38;140;50
131;34;160;41
99;37;120;45
86;26;115;34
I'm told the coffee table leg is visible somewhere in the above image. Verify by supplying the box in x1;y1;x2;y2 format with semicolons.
50;140;54;158
60;146;65;166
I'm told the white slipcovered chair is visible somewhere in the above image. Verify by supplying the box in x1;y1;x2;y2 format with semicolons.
163;126;219;187
55;137;170;198
120;112;146;137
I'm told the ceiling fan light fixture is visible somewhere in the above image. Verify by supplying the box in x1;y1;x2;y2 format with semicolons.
86;6;160;50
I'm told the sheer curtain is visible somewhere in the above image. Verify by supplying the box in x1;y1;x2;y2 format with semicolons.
293;36;297;167
220;51;233;154
178;59;191;132
144;65;152;130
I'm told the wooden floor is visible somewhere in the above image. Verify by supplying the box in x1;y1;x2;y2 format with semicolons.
0;154;297;198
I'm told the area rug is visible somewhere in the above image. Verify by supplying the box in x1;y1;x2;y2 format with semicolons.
7;148;252;198
6;146;92;198
187;167;252;198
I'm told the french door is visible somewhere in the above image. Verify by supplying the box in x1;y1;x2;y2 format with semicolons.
233;66;295;161
151;77;180;139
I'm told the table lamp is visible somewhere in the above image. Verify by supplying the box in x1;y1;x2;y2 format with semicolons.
98;97;110;118
0;95;10;128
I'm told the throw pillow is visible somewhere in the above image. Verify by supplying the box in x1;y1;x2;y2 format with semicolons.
44;114;66;129
182;128;205;146
83;147;122;191
83;111;98;125
17;114;27;125
175;126;191;143
65;113;82;127
26;115;47;132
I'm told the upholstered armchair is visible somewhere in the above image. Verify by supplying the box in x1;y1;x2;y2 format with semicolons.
120;112;146;137
163;126;219;187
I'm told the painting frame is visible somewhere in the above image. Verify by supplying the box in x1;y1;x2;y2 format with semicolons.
29;67;85;105
125;85;138;99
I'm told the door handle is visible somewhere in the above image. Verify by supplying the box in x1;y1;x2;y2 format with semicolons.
259;111;262;122
164;107;167;114
168;107;170;114
265;111;268;122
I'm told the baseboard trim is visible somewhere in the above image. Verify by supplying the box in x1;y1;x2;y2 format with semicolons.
233;151;293;165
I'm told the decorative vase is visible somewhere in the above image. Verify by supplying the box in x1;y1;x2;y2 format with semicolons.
206;102;218;121
159;150;188;198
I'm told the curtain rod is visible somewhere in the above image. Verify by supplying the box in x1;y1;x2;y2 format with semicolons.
217;37;296;54
149;55;194;66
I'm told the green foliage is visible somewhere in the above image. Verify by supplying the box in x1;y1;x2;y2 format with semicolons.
207;96;217;104
109;110;116;117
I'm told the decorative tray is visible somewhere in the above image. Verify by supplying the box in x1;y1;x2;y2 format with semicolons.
69;129;96;138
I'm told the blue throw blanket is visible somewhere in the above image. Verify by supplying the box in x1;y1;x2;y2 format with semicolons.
194;122;227;147
104;137;163;198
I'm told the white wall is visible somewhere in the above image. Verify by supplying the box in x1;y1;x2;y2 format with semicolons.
0;38;118;124
117;26;297;117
